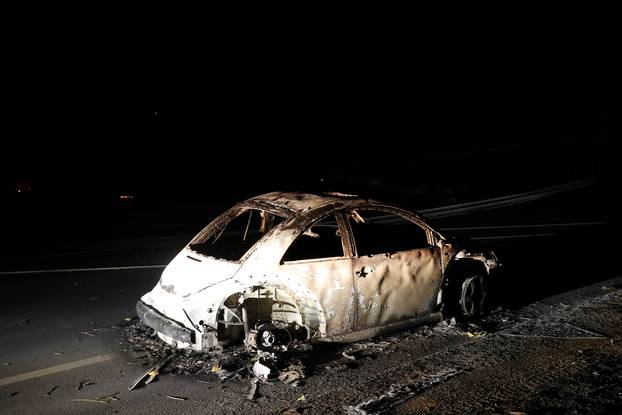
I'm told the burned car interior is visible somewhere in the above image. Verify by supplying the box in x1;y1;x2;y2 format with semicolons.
188;208;285;261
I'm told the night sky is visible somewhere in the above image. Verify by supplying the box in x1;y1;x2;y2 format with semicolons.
2;87;612;202
1;38;617;247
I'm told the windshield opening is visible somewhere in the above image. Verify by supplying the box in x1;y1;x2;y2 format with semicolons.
188;208;284;261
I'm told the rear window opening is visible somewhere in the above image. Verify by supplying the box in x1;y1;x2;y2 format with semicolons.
189;209;284;261
348;209;430;256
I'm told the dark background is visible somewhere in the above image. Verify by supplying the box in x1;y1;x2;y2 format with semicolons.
1;34;618;254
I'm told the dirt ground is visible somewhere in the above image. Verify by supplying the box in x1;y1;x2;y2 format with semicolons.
117;276;622;414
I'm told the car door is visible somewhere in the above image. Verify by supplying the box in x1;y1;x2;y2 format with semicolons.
279;213;356;335
347;208;443;331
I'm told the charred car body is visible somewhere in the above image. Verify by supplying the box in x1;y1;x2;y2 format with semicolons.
137;192;499;352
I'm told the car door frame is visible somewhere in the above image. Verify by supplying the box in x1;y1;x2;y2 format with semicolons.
278;209;357;336
339;205;446;331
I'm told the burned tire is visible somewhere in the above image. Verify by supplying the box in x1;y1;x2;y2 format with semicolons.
459;275;487;318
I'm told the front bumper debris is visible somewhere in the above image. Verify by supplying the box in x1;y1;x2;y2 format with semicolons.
136;300;195;344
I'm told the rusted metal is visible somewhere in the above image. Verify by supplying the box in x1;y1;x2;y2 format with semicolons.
138;192;499;352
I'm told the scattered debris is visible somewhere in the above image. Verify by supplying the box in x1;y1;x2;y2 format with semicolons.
166;395;188;401
563;322;608;338
248;351;306;386
72;393;120;405
53;352;64;356
279;363;304;386
45;386;58;396
252;357;278;383
341;343;371;361
96;393;120;403
19;319;30;325
297;394;306;402
466;331;487;338
247;378;260;401
128;355;172;391
72;398;107;404
499;332;609;340
118;318;226;376
80;331;96;337
10;391;19;397
346;368;463;414
77;380;95;391
216;368;236;380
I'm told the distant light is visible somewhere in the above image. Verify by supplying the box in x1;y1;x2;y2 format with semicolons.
119;195;134;200
15;178;33;193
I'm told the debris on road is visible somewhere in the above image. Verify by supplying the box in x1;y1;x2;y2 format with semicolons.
249;351;306;386
247;378;259;401
215;368;236;380
128;355;172;391
72;393;119;405
77;380;95;391
45;385;58;396
166;395;188;401
346;368;463;414
72;398;107;404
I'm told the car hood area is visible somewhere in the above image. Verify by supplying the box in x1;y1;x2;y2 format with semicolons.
157;249;240;299
139;249;241;340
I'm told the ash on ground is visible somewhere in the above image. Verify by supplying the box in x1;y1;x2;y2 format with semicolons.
115;318;249;377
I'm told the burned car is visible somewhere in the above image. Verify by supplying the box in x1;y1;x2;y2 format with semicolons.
137;192;499;352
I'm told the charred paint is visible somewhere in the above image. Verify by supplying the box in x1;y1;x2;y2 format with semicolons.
138;192;499;352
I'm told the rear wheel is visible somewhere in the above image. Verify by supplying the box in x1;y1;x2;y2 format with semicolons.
459;275;487;318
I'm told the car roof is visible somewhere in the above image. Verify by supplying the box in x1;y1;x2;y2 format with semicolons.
237;191;439;238
241;192;363;216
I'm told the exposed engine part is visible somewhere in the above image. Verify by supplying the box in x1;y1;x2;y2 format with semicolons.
245;323;292;352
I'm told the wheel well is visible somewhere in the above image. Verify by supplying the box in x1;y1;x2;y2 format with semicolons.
215;285;315;347
442;258;488;314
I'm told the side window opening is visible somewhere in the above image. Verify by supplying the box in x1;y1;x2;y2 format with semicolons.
282;214;344;262
189;209;284;261
348;209;430;257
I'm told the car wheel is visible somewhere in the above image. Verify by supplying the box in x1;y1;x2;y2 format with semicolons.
459;275;487;318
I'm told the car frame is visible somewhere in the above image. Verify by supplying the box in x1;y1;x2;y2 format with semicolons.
137;192;499;352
